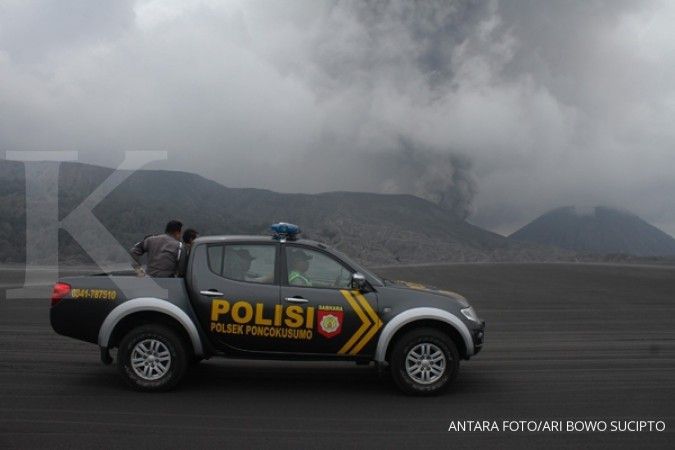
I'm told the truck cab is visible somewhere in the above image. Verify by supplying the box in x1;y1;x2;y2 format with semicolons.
187;235;383;358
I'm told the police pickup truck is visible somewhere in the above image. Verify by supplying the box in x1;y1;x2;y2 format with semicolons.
50;224;485;395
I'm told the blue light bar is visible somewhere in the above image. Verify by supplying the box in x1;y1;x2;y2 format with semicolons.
270;222;301;240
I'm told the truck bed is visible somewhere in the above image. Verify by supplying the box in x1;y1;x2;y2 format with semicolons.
50;275;190;345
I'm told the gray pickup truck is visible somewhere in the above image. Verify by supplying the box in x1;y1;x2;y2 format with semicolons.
50;228;484;395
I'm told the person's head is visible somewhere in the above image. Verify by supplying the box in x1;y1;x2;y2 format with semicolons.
289;249;311;273
233;248;255;272
182;228;198;245
165;220;183;240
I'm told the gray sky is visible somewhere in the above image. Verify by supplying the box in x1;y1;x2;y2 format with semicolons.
1;0;675;235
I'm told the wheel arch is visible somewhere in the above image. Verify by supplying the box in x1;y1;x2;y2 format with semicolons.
375;307;473;362
99;298;204;356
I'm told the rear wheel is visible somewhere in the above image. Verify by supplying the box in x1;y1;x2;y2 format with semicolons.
389;327;459;395
117;324;189;392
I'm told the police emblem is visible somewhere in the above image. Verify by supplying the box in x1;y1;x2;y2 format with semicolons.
317;310;343;338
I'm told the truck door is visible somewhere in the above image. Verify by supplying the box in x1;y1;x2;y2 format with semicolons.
189;242;280;353
278;244;381;357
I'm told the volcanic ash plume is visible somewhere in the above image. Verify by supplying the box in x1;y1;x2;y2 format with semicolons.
377;140;477;220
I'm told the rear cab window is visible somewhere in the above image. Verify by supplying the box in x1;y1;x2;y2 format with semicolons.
207;243;277;285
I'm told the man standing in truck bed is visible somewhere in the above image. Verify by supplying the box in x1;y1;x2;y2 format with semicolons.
129;220;184;277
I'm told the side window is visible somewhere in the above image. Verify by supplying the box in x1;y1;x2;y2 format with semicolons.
286;247;352;289
222;244;276;284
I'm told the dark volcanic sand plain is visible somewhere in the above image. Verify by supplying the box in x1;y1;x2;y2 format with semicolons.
1;263;674;449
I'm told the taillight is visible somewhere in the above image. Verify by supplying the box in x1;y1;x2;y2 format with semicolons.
51;282;71;306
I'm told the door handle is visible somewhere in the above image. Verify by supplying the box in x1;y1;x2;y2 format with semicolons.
284;296;308;303
200;290;224;297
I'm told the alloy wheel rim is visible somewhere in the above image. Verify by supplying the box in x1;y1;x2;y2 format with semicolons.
405;342;446;385
131;338;171;381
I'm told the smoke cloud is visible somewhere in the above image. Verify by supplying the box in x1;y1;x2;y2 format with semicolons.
1;1;675;234
376;139;477;220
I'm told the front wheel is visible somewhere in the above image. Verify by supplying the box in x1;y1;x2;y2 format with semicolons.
117;324;189;392
389;327;459;395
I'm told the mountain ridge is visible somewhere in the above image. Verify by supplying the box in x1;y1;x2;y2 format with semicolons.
0;159;574;265
510;206;675;257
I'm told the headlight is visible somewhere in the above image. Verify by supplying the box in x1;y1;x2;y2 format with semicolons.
461;306;480;322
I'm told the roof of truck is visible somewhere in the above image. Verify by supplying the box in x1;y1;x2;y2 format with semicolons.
193;235;329;248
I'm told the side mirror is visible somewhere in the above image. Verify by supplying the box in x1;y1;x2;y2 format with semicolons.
351;272;368;291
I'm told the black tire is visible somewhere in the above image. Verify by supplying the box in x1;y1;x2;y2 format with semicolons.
117;324;189;392
389;327;459;396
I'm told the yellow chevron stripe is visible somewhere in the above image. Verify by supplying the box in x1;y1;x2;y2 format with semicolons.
337;290;371;354
348;291;383;355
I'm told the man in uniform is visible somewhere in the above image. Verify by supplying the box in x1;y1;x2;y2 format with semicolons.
224;248;274;283
129;220;184;277
224;248;255;280
288;249;313;287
